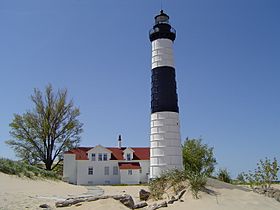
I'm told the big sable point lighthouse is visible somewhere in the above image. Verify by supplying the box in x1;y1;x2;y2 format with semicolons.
149;10;183;179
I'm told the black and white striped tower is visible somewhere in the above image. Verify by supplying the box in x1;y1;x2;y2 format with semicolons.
149;10;183;179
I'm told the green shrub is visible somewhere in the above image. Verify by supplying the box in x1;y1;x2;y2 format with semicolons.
0;158;60;180
182;138;216;198
217;168;231;183
185;170;207;199
148;169;207;200
149;169;188;200
236;173;246;184
244;157;279;190
148;139;216;200
167;169;187;195
149;176;168;200
183;138;216;177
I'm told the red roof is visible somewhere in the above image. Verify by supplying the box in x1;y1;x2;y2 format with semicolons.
118;162;141;169
132;148;150;160
65;147;150;161
65;147;91;160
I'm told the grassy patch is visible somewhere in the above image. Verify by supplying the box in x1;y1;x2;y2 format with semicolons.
149;169;207;200
0;158;60;180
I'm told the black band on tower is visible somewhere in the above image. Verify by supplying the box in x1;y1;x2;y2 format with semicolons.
151;66;179;113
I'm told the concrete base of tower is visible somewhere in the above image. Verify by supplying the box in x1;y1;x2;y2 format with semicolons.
149;111;183;179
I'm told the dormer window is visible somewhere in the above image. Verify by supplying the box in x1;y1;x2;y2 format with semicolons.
103;153;108;161
98;153;102;161
127;153;131;161
123;147;134;161
91;153;96;161
86;145;112;162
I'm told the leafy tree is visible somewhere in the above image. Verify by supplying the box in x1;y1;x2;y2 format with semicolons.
12;145;41;165
6;84;83;170
217;168;231;183
244;157;279;190
182;138;216;176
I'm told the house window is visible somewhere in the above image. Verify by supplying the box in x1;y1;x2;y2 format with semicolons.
128;169;132;175
127;153;131;161
139;169;142;174
91;153;96;161
88;167;93;175
98;153;102;161
113;166;118;175
104;166;109;175
103;153;108;161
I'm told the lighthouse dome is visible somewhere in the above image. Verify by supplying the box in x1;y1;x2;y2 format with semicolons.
155;10;169;24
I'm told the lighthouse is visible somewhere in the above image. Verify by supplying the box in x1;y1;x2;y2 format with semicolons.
149;10;183;179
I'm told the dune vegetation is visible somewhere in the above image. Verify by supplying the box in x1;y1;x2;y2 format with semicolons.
0;158;59;179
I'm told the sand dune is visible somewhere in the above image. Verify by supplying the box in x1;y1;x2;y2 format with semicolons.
0;172;87;210
1;172;280;210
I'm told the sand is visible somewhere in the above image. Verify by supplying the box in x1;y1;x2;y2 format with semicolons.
1;172;280;210
0;172;87;210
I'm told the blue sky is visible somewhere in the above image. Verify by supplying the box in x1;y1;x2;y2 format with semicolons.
0;0;279;178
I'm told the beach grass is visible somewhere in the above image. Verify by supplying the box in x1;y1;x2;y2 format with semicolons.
0;158;59;180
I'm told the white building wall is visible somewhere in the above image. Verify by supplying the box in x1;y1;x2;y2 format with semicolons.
63;154;77;184
139;160;150;183
150;111;182;179
120;169;140;184
75;159;150;185
77;160;120;185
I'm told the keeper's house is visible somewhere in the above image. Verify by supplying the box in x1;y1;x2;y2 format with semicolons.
63;136;150;185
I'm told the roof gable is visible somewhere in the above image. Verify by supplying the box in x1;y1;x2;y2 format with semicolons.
87;145;112;154
123;147;135;153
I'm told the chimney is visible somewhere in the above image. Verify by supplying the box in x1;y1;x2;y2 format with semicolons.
118;135;122;148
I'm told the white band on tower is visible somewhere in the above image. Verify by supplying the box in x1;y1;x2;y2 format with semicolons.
152;39;174;69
